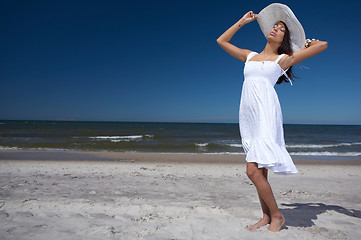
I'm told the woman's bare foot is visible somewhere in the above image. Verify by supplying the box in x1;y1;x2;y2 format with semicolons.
247;214;270;231
268;213;285;232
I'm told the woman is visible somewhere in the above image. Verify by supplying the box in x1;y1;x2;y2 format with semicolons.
217;4;327;232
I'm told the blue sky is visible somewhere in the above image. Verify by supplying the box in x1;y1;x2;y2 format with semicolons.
1;0;360;124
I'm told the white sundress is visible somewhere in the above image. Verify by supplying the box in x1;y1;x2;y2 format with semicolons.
239;51;298;175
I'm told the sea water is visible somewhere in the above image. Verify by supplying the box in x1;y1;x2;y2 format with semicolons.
0;120;360;159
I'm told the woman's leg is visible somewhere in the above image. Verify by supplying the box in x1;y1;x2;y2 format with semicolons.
246;162;285;232
247;168;271;230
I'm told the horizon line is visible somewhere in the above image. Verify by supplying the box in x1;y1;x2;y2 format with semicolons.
0;119;360;126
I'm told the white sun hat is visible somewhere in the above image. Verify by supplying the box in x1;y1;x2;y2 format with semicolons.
257;3;306;52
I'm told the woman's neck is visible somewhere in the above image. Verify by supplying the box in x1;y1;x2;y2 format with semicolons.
260;42;280;56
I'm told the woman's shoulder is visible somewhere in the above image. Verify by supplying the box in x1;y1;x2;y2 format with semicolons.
278;54;293;69
245;51;259;62
249;51;259;55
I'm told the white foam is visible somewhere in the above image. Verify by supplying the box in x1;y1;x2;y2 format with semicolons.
0;146;21;150
0;146;71;152
290;151;361;157
228;144;243;148
195;143;209;147
32;148;73;152
286;142;361;149
148;152;246;155
90;135;143;140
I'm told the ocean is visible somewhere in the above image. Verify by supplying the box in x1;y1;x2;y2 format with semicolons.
0;120;360;159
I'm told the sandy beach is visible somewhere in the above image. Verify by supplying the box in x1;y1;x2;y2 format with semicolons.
1;151;361;240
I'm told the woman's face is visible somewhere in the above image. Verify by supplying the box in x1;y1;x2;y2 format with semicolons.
267;21;286;44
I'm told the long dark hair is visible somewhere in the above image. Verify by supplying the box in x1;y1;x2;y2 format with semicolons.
276;21;295;84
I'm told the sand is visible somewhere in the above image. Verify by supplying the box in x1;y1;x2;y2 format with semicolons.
0;150;361;240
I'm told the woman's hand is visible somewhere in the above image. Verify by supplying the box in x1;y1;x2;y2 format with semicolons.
240;11;258;26
216;11;258;62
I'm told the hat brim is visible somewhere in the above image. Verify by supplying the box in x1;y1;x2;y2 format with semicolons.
257;3;305;52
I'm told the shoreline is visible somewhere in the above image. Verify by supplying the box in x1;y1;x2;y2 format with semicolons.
1;149;361;165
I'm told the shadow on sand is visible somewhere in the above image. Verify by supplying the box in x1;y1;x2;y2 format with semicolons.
280;203;361;228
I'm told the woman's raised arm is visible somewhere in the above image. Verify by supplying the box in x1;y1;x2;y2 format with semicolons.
217;11;258;62
280;40;328;69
